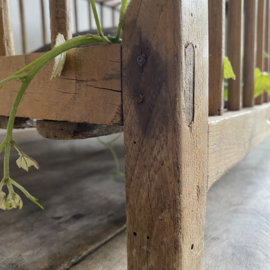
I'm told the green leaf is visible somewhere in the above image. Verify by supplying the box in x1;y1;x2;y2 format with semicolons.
224;56;236;80
254;68;270;98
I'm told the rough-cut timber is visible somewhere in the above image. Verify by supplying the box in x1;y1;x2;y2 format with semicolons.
123;0;209;269
0;116;35;129
49;0;72;47
209;0;225;116
36;120;123;140
0;0;14;56
208;103;270;188
243;0;257;107
227;0;243;111
0;45;122;126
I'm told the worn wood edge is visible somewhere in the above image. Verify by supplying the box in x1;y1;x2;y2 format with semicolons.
60;225;126;270
0;115;35;129
36;120;123;140
208;103;270;189
0;45;122;126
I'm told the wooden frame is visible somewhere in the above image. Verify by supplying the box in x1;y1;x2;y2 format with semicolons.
0;0;270;269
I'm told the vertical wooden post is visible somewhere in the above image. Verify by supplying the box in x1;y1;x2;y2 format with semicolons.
40;0;46;46
19;0;26;54
73;0;78;34
100;3;104;29
0;0;14;56
228;0;243;110
243;0;257;107
209;0;225;116
123;0;208;269
88;0;92;30
255;0;266;104
49;0;72;47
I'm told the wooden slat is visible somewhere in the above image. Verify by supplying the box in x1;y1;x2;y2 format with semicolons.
49;0;72;47
208;103;270;188
74;0;78;33
209;0;225;116
0;45;122;126
243;0;257;107
123;0;208;269
19;0;26;54
40;0;46;46
227;0;243;111
0;0;15;56
255;0;266;105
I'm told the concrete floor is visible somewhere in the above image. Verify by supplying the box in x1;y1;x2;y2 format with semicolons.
0;129;270;269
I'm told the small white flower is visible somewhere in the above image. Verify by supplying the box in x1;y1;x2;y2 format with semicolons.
16;153;39;172
51;33;67;80
0;192;23;210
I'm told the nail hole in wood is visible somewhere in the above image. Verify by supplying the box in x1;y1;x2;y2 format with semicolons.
147;236;150;239
191;244;194;250
133;232;137;236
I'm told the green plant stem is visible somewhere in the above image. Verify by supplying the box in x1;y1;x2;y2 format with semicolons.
89;0;111;43
115;0;129;41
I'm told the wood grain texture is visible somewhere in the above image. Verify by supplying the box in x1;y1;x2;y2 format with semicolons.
122;0;208;269
208;103;270;188
19;0;26;54
243;0;257;107
227;0;243;111
0;45;122;126
0;0;15;56
255;0;266;105
49;0;72;47
36;120;123;140
0;130;126;270
209;0;225;116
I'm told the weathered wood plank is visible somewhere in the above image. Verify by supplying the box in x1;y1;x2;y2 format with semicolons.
36;120;123;140
0;130;126;270
123;0;209;269
255;0;266;105
49;0;72;47
208;103;270;188
227;0;243;111
243;0;257;107
209;0;225;115
0;44;122;126
0;0;14;56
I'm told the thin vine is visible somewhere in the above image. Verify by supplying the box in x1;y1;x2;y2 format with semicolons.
0;0;129;210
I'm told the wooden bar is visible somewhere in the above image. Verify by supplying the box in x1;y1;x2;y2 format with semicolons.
0;45;122;126
73;0;78;33
0;0;15;56
40;0;46;45
208;103;270;188
228;0;243;110
49;0;72;47
123;0;208;269
209;0;225;116
243;0;257;107
19;0;26;54
255;0;266;105
88;0;92;29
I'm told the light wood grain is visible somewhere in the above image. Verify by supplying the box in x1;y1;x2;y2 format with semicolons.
19;0;26;54
49;0;72;47
0;0;15;56
0;45;122;126
255;0;266;105
208;103;270;188
227;0;243;111
243;0;257;107
36;120;123;140
123;0;208;269
209;0;225;116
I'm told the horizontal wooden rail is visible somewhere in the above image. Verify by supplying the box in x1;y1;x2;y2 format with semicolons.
0;44;122;126
208;103;270;188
